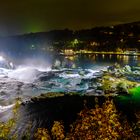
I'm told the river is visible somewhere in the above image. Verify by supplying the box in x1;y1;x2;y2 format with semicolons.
0;53;139;119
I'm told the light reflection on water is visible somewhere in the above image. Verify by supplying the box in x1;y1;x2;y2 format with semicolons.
54;54;140;70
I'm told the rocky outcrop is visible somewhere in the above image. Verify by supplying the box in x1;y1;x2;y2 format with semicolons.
101;65;140;95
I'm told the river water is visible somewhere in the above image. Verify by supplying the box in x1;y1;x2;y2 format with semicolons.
0;53;139;117
55;54;140;69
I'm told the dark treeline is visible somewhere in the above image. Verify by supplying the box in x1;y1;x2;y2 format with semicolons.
0;21;140;57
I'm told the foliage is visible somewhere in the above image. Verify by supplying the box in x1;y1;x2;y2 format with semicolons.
0;119;16;140
133;112;140;137
1;96;140;139
31;98;140;139
51;121;65;140
34;128;51;140
32;98;139;140
13;100;21;118
0;100;20;140
66;99;134;139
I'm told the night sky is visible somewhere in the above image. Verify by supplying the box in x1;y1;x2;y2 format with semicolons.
0;0;140;36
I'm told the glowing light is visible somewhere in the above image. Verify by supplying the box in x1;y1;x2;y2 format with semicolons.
64;49;75;55
109;54;112;59
0;56;5;61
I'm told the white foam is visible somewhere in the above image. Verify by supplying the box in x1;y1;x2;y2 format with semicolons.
8;67;41;83
0;104;15;113
60;73;80;78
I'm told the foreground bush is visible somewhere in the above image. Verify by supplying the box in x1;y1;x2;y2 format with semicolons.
0;98;139;139
66;99;134;139
0;100;20;140
33;99;136;140
34;128;51;140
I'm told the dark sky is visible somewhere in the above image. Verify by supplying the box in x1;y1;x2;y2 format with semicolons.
0;0;140;36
